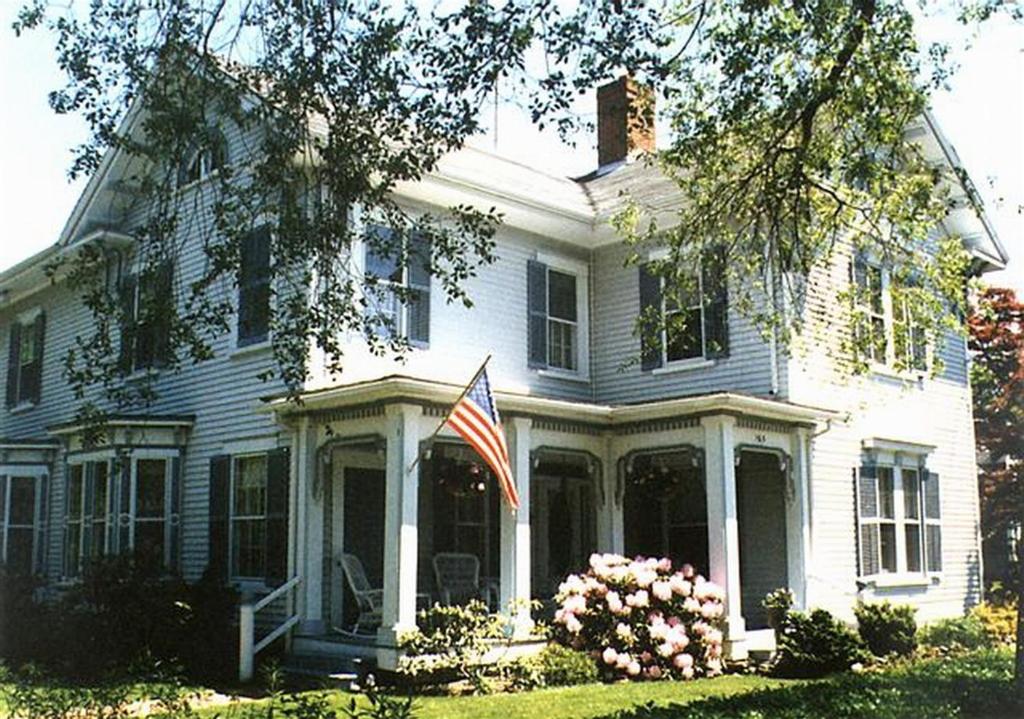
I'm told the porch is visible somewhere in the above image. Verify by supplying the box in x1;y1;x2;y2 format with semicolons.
258;377;831;674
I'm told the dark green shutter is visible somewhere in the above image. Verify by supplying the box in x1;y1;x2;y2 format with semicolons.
638;263;663;371
30;311;45;403
81;463;95;564
238;226;271;346
5;322;21;407
35;474;48;575
701;247;729;358
169;456;182;573
208;455;231;582
923;471;942;572
407;234;431;345
152;262;174;368
527;260;548;368
856;463;879;576
118;457;132;552
265;448;291;586
0;475;7;562
118;275;137;374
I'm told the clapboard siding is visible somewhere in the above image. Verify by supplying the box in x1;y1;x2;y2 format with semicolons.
591;242;780;404
789;243;981;620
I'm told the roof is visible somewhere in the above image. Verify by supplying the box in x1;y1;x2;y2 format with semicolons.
260;374;838;428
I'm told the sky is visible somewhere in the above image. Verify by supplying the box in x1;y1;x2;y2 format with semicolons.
1;4;1021;294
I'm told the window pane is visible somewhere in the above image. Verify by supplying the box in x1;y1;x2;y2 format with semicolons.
366;246;401;283
232;518;266;578
9;477;35;525
905;523;922;573
234;456;268;517
867;266;883;313
68;467;83;516
878;468;895;519
860;523;880;576
134;521;165;566
880;523;897;572
19;328;36;366
92;463;109;517
871;316;887;363
547;319;577;370
6;527;34;575
903;469;920;520
136;460;167;518
926;525;942;572
91;521;107;560
65;524;81;577
666;307;703;361
547;270;577;322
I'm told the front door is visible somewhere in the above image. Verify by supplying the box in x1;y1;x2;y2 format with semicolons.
338;467;386;630
531;474;597;598
736;451;789;629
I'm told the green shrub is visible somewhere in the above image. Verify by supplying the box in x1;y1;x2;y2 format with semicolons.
771;609;870;678
969;600;1017;645
918;614;991;650
762;588;795;632
854;601;917;657
522;644;599;688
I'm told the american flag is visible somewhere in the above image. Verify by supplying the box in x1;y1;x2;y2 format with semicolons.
445;367;520;510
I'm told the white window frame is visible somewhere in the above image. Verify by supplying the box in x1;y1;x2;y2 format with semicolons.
1;466;47;574
63;449;178;579
536;252;590;380
855;261;930;374
10;307;43;409
860;449;937;582
661;269;707;366
228;452;271;586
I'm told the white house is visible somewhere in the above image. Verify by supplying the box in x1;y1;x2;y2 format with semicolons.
0;77;1008;677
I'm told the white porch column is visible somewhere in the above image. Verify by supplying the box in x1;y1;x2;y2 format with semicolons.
701;414;746;660
500;416;532;635
377;403;423;666
302;419;325;633
788;427;813;610
600;433;624;554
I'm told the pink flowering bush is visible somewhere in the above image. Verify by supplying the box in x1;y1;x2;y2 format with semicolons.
550;553;727;681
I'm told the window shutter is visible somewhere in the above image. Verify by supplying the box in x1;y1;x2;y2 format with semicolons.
923;471;942;572
527;260;549;369
238;227;271;345
117;458;132;553
208;455;231;582
152;262;174;368
701;247;729;359
26;311;46;404
856;463;880;576
34;474;48;575
407;234;431;345
638;263;663;371
0;475;7;562
118;276;137;374
6;322;21;407
265;448;291;586
169;456;182;573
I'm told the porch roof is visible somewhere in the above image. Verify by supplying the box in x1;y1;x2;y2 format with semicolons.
261;374;837;428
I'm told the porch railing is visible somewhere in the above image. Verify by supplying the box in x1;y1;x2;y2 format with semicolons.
239;576;302;682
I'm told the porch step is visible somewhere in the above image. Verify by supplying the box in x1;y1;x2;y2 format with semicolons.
281;652;364;688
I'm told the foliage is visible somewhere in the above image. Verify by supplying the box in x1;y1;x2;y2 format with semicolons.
550;554;725;681
854;601;917;657
971;599;1018;646
969;287;1024;589
396;600;509;693
8;1;1015;426
0;557;237;682
342;677;417;719
515;644;600;689
761;588;795;633
918;614;992;651
771;608;870;678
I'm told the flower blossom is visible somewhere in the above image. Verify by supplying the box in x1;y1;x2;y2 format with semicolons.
651;581;673;602
602;647;619;665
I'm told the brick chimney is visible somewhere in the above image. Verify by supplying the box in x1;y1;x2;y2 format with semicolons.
596;75;655;168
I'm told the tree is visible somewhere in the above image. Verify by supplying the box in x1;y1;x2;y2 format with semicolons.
969;286;1024;696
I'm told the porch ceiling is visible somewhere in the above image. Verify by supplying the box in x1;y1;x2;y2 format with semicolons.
260;374;837;429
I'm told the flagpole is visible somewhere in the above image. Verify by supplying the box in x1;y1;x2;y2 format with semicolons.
406;354;492;474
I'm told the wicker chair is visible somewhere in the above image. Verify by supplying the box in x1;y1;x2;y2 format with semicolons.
432;552;498;608
338;553;384;634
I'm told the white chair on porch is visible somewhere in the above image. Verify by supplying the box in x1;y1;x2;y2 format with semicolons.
432;552;498;609
338;553;384;634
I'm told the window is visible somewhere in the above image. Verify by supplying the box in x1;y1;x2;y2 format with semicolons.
857;460;941;577
5;311;45;407
238;227;272;346
63;455;179;578
853;257;928;371
231;455;268;579
177;129;227;186
363;227;431;345
639;247;728;371
120;262;174;373
209;448;289;585
527;258;589;374
1;473;45;576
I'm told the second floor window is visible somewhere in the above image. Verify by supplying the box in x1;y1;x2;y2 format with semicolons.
5;311;46;408
364;227;431;346
177;128;227;187
853;257;928;372
120;262;174;373
528;259;588;374
238;227;272;346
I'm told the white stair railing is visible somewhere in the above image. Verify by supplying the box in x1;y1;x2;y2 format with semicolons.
239;576;301;682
